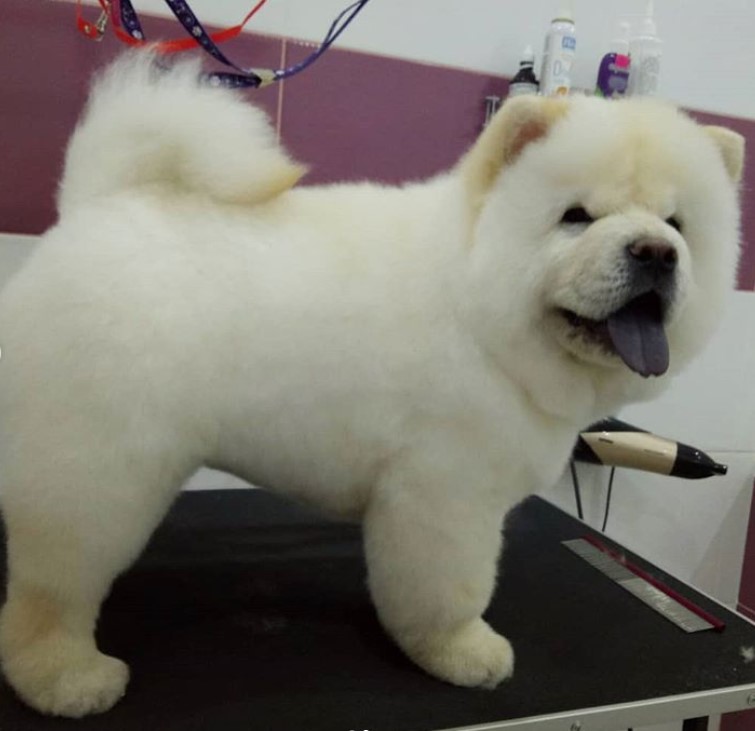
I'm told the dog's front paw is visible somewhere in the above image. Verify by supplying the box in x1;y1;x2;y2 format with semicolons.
2;642;129;718
404;619;514;689
42;652;130;718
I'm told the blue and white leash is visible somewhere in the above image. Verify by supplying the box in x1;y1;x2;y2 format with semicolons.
116;0;373;88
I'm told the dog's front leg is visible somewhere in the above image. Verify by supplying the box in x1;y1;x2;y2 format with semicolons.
364;442;514;689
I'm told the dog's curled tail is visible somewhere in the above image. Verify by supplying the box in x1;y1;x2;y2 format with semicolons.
58;53;305;214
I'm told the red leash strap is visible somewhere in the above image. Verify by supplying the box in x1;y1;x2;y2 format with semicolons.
76;0;269;53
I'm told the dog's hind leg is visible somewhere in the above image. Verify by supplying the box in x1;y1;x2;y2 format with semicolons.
0;423;196;717
364;440;515;689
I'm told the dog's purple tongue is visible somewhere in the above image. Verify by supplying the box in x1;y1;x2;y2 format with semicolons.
606;294;669;378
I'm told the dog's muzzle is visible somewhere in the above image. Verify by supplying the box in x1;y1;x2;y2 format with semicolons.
559;237;680;379
605;237;679;378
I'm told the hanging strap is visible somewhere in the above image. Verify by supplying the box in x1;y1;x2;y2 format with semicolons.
77;0;373;89
203;0;373;88
77;0;268;54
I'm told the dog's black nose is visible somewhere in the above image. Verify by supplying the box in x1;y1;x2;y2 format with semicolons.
626;238;678;274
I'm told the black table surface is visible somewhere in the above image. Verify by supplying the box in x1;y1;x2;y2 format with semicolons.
1;489;755;731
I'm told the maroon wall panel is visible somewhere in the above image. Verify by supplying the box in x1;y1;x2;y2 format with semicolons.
0;0;752;293
721;709;755;731
720;483;755;731
689;110;755;290
737;484;755;615
279;40;506;185
0;0;281;235
1;0;118;234
734;478;755;731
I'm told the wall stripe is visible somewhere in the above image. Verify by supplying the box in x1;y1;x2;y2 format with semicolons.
688;110;755;291
1;0;752;289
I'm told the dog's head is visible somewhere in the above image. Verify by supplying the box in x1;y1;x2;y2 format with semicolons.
458;94;744;420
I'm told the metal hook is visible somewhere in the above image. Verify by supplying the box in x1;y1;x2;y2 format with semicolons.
484;95;502;127
92;2;110;41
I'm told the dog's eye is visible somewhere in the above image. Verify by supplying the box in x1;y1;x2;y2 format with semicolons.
560;207;594;225
666;216;682;232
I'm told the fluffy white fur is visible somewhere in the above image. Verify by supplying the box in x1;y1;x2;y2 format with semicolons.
0;53;744;717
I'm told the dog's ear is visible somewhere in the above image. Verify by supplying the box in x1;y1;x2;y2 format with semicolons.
704;126;745;184
460;95;569;214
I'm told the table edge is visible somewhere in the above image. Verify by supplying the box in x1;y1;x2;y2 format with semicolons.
440;682;755;731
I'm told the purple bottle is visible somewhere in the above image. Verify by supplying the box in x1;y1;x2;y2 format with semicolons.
596;22;631;98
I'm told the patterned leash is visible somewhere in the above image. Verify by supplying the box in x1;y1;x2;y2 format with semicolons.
78;0;373;88
78;0;269;53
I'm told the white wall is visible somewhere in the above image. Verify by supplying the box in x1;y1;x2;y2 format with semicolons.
118;0;755;119
0;234;37;290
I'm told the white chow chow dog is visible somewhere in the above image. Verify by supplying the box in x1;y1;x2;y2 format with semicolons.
0;53;744;717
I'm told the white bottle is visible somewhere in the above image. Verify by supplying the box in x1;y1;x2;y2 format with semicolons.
627;0;662;96
540;4;577;96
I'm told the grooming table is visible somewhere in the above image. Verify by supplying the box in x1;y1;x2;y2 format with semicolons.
1;490;755;731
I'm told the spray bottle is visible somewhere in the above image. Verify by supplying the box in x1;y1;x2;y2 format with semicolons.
627;0;662;96
540;4;577;96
